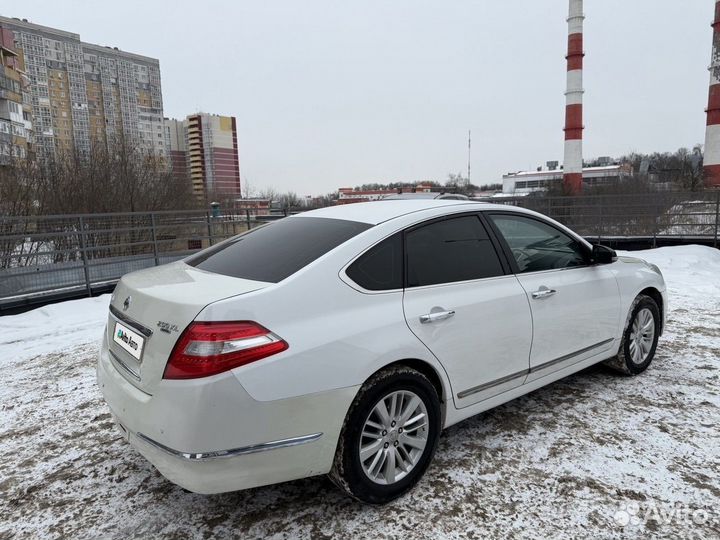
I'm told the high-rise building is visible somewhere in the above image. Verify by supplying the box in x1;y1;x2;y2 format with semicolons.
0;26;32;163
0;16;165;159
164;113;241;199
164;117;187;183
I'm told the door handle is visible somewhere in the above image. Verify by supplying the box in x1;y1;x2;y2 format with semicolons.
531;286;557;299
419;310;455;324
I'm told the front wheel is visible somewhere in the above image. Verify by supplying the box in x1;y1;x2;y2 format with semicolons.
605;294;660;375
329;365;441;504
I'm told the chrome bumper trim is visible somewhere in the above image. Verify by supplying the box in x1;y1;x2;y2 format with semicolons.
134;431;323;461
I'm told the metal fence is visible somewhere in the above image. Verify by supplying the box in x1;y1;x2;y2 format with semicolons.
0;209;276;310
1;191;719;311
484;191;720;245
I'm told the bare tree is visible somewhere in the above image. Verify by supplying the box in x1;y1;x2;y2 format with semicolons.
445;172;479;196
0;138;201;267
240;176;256;199
0;138;198;216
277;191;300;209
615;146;705;192
258;187;279;202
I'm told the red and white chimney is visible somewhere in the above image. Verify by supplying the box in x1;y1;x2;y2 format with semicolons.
563;0;585;194
705;0;720;187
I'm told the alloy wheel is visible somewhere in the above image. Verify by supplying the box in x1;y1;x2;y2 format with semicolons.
359;390;429;485
629;307;655;365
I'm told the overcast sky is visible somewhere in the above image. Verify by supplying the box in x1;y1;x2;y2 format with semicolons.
12;1;713;195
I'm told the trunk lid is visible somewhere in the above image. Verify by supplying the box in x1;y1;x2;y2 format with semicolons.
106;261;270;394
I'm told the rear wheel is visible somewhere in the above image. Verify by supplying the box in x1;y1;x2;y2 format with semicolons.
329;365;441;504
605;294;660;375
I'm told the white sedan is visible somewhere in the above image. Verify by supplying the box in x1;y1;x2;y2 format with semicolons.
97;200;666;504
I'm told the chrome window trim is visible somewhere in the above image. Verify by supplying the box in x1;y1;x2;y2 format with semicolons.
506;264;594;277
402;273;515;293
134;431;323;461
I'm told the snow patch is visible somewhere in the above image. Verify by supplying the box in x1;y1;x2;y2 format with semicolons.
0;294;110;362
1;245;719;539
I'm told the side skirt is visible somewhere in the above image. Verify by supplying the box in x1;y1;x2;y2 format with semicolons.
456;338;614;401
443;345;616;429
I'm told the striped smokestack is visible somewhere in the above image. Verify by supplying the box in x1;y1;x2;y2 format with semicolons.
563;0;585;194
705;0;720;187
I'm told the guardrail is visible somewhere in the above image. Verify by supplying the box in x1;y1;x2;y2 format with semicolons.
0;209;276;311
1;191;719;311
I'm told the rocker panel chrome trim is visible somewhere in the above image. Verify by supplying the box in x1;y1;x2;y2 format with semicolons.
456;338;614;399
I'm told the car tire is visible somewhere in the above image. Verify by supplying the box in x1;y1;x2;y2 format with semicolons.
328;365;441;504
605;294;660;375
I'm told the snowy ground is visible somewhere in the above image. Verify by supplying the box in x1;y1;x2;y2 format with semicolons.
1;245;719;539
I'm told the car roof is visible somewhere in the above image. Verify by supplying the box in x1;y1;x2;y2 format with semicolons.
295;200;518;225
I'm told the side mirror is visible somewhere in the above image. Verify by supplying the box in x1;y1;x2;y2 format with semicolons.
591;244;617;265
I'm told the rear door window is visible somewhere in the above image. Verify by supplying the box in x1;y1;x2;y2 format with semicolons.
346;233;403;291
186;217;371;282
405;215;504;287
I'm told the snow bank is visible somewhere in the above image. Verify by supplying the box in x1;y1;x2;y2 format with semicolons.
618;244;720;311
0;294;110;361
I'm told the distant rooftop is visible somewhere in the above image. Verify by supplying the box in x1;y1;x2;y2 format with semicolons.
504;164;627;178
0;15;79;40
0;15;159;65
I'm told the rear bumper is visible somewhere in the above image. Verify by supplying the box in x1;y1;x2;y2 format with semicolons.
118;425;331;494
97;333;359;494
134;430;323;460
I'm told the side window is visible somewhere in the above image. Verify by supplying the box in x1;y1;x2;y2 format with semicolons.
489;214;588;273
406;215;503;287
346;233;403;291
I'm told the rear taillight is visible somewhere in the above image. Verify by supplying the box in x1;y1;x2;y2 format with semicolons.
163;321;288;380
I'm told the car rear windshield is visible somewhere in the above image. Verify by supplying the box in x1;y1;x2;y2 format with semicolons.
185;216;372;283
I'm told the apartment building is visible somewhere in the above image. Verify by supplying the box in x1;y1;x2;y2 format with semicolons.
164;117;187;182
0;16;165;159
164;113;241;199
0;26;31;163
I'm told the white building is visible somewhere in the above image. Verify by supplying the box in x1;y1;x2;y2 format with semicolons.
502;164;632;194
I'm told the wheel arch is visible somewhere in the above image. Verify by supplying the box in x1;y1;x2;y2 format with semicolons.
366;358;449;428
638;287;664;335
